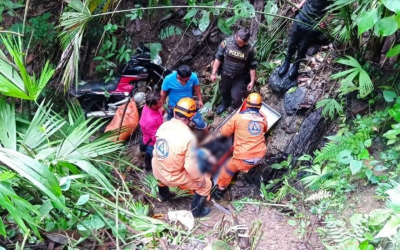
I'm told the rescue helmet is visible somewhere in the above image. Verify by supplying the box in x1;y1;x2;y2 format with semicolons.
246;93;262;109
174;97;197;118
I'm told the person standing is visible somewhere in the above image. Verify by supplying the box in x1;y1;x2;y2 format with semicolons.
211;28;258;115
160;65;207;130
139;92;164;171
213;93;268;199
152;98;212;217
278;0;332;80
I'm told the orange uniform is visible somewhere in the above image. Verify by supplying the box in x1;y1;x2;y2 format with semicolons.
217;109;268;188
152;118;212;196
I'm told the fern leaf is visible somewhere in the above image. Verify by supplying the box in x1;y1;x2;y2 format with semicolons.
305;190;332;202
314;141;346;163
358;70;373;98
316;98;343;120
159;26;183;40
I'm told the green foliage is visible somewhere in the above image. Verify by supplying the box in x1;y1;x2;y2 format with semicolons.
11;13;57;48
159;26;183;40
147;42;162;61
0;0;23;22
0;35;54;100
316;98;344;120
332;56;373;98
126;5;143;20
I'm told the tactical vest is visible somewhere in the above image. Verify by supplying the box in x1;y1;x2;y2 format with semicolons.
222;37;252;77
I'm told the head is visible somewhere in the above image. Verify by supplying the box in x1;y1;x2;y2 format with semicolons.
174;97;197;125
176;65;192;85
146;92;163;110
235;28;250;48
246;93;262;110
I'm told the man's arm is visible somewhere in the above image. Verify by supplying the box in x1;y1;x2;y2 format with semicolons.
183;138;204;183
220;115;235;137
160;90;168;105
193;85;203;108
211;41;226;82
247;50;258;90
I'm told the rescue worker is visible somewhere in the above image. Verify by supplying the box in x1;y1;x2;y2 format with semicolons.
152;97;212;217
213;93;268;199
211;28;258;115
278;0;332;80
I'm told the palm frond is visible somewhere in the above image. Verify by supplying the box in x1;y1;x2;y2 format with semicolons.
20;101;66;154
0;99;17;150
0;35;54;100
0;148;63;204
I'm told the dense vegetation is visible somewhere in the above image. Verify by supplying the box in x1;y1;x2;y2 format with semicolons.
0;0;400;249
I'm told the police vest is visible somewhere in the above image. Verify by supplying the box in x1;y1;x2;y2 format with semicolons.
222;37;253;77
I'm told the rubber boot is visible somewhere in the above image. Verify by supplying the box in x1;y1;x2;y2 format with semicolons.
144;153;152;171
278;54;292;77
288;61;301;80
212;188;227;200
216;103;228;115
158;185;175;202
191;193;211;217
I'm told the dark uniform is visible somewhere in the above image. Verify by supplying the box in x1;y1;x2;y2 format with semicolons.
279;0;332;79
215;36;257;110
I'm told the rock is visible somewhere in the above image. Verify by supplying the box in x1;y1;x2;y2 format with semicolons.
192;28;202;37
284;87;306;115
286;108;328;156
211;116;225;129
349;96;369;115
268;68;298;93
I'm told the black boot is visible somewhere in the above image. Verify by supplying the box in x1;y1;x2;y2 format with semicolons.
158;185;175;202
144;153;152;171
288;61;301;80
278;54;292;77
211;188;227;200
191;193;211;217
216;103;228;115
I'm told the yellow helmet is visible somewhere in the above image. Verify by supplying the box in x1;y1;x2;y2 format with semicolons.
246;93;262;109
174;97;197;118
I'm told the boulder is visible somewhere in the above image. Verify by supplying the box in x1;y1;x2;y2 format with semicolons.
268;68;298;93
284;87;306;115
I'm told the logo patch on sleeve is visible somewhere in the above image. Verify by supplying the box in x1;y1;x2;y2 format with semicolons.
155;139;169;159
248;121;262;136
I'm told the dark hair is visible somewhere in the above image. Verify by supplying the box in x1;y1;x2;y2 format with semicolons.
175;111;190;121
146;92;161;107
237;28;250;42
177;65;192;78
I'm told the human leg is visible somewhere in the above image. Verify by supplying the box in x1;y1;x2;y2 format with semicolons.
279;22;303;76
144;145;154;171
192;111;208;130
231;76;246;109
166;106;174;120
216;73;233;115
288;29;316;79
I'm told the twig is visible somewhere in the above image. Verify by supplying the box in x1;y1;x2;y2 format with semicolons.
228;204;240;245
233;201;290;207
159;238;168;250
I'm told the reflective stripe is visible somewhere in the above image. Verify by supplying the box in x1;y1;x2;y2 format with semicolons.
242;158;262;165
224;164;236;176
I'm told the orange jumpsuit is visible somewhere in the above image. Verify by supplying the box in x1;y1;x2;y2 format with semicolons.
216;109;268;188
152;118;212;196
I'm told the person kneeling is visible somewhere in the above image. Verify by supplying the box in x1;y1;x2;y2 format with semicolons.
152;98;212;217
213;93;268;199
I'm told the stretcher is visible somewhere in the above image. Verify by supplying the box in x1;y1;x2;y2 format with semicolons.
199;100;281;176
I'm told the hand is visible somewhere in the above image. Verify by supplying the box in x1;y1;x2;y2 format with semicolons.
247;82;254;91
198;100;204;109
319;22;326;29
210;73;217;82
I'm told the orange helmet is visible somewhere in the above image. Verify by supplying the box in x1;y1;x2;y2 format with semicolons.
174;97;197;118
246;93;262;109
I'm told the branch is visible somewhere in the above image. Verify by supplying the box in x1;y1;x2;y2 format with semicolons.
0;31;24;36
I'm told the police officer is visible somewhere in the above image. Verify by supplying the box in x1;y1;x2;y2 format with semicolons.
278;0;332;80
211;28;258;115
